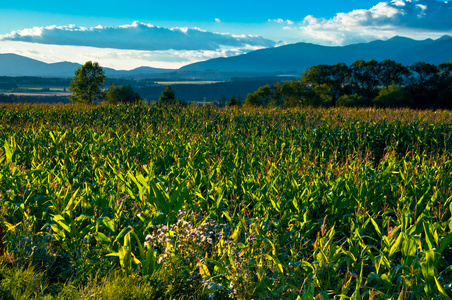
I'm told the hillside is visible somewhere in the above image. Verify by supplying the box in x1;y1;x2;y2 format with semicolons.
180;36;452;73
0;53;174;77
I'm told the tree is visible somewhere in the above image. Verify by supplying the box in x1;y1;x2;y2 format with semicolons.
329;63;351;102
437;62;452;109
279;80;305;107
378;60;409;88
106;83;122;104
313;84;334;107
106;84;140;104
374;85;413;108
158;85;176;105
302;63;350;105
244;84;273;106
336;94;371;107
407;62;440;108
302;64;331;87
350;60;380;99
228;96;241;107
69;61;105;104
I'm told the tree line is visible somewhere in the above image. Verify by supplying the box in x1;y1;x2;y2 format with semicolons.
244;60;452;109
0;94;70;104
8;60;449;109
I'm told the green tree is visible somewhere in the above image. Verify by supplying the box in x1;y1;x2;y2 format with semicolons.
244;84;273;106
350;60;380;99
283;95;302;108
69;61;106;104
408;62;440;108
106;84;140;104
228;96;241;107
374;85;413;108
302;63;350;105
437;62;452;109
378;60;409;88
158;85;176;105
336;94;371;107
313;84;334;107
106;83;122;104
279;81;302;107
302;64;331;87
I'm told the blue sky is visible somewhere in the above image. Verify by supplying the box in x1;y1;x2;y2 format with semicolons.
0;1;379;30
0;0;451;69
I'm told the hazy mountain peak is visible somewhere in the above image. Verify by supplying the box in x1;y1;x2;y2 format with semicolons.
438;35;452;40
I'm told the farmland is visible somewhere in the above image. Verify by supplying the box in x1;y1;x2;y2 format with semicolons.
0;103;452;299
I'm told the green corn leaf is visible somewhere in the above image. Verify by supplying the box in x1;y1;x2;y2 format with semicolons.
129;227;144;265
63;187;81;211
197;257;211;280
207;259;228;274
369;217;382;238
222;211;232;223
434;277;452;300
378;274;392;290
439;232;452;254
421;249;437;294
149;181;169;214
169;180;188;211
143;244;158;276
350;288;361;300
389;233;403;258
49;131;56;143
3;141;13;163
95;232;111;243
423;222;435;251
52;215;71;233
102;217;116;233
265;254;284;276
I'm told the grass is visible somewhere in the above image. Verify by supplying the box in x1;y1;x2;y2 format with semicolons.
23;87;68;92
0;103;451;299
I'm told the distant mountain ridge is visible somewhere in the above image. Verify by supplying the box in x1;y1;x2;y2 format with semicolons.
0;54;80;77
0;36;451;78
0;53;174;77
180;35;452;73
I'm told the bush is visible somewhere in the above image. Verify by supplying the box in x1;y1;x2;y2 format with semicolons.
337;94;372;107
228;96;241;107
373;85;414;108
106;84;140;104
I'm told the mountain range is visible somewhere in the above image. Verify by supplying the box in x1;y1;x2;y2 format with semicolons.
1;35;451;79
180;35;452;73
0;54;173;77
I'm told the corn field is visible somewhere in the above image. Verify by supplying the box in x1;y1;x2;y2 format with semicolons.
0;103;452;299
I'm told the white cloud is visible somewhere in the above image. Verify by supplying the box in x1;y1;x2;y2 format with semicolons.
0;21;275;51
392;0;406;7
271;0;452;45
215;18;221;23
268;18;295;25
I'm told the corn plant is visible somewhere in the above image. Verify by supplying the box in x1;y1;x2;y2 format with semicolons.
0;103;451;298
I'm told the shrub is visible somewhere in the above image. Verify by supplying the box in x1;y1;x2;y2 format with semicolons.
374;85;414;108
337;94;371;107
